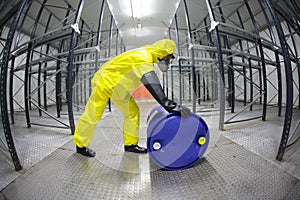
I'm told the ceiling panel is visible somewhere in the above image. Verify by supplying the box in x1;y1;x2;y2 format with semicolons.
5;0;280;51
106;0;181;47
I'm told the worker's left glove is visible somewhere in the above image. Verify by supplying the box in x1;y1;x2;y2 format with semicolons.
169;104;192;118
141;71;191;118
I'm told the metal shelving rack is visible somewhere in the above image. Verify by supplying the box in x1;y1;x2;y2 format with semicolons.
0;0;120;171
166;0;299;161
0;0;299;171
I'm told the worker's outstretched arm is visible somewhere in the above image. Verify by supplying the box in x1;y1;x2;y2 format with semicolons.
141;71;191;117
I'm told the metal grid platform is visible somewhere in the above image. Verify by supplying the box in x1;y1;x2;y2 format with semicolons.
0;101;299;199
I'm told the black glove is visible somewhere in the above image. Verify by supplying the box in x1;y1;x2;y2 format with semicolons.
170;104;192;118
141;71;192;118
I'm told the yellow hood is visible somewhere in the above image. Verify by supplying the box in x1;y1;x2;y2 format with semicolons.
143;39;176;63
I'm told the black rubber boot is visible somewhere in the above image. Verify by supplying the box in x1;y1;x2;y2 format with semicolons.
76;146;96;157
124;145;147;153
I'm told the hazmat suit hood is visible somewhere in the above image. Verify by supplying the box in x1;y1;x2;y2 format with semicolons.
143;39;176;64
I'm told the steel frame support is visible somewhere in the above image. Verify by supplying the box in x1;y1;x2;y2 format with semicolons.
274;50;282;116
264;0;294;161
217;3;234;113
178;60;183;105
8;0;32;124
9;57;16;123
24;0;48;128
244;1;268;121
56;5;71;118
174;14;181;56
0;0;117;171
205;0;226;130
66;0;85;134
183;0;196;112
203;17;214;105
166;12;174;95
93;0;105;97
107;14;114;112
0;0;29;171
173;0;297;160
286;22;300;109
236;10;248;108
248;58;254;111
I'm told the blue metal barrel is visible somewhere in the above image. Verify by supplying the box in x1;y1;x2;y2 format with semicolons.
146;105;209;170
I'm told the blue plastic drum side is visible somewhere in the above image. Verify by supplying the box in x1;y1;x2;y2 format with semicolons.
146;105;210;170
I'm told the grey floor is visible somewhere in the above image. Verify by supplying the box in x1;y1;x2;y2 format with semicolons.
0;101;299;200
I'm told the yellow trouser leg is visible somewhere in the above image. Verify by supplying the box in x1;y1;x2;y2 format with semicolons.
112;95;140;146
74;85;108;148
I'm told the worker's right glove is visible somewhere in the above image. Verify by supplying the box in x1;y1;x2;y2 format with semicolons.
141;71;191;118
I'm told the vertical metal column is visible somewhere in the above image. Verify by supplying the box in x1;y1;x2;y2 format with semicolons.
174;14;181;56
245;0;268;121
171;65;174;101
66;0;85;134
165;26;171;98
258;39;267;121
57;6;71;117
24;0;47;127
197;71;201;105
204;17;215;107
83;39;90;105
108;15;113;58
217;3;234;113
95;0;105;67
9;57;15;123
264;0;294;161
248;58;254;111
115;29;119;55
107;14;114;112
169;15;178;101
286;23;300;109
89;33;95;96
75;20;85;112
24;42;32;127
9;1;32;124
236;10;248;107
274;50;282;116
205;0;226;130
164;66;169;98
178;59;183;105
228;54;234;112
43;49;49;111
93;0;105;96
37;53;42;116
37;0;48;117
182;0;196;112
0;0;29;171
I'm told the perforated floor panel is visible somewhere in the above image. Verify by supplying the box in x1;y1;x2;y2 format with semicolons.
0;101;299;199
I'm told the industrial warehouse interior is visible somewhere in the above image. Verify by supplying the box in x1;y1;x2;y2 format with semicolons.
0;0;299;199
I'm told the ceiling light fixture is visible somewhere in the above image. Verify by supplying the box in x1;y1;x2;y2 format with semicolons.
137;21;142;29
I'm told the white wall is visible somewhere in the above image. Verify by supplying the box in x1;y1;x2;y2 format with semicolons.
0;26;58;112
233;22;299;107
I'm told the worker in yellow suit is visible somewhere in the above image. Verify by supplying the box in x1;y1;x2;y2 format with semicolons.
74;39;191;157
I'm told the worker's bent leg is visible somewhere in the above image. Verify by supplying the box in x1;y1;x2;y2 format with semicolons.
74;86;108;148
112;95;140;146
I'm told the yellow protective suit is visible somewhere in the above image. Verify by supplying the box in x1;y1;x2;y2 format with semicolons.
74;39;176;147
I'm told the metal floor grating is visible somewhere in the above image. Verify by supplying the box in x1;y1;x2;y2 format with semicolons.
0;101;299;199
